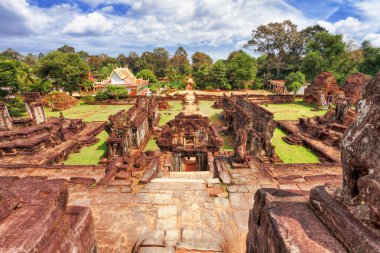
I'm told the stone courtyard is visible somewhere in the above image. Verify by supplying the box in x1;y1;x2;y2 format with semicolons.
0;74;379;253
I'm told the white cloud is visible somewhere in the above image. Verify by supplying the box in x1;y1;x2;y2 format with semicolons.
101;5;114;13
63;12;113;35
0;0;379;58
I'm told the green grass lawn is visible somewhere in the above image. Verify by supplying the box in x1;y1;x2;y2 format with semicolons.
63;130;108;165
158;100;183;126
261;101;327;120
221;134;234;151
198;100;223;125
45;103;132;122
45;103;132;165
272;128;319;163
144;137;159;151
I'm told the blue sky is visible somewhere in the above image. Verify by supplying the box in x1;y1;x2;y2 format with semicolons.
0;0;379;60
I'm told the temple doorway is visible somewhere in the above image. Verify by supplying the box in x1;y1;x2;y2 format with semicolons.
172;152;208;172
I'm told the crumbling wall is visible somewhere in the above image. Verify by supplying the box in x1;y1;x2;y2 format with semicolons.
222;95;277;161
24;92;46;125
0;104;12;131
304;72;341;105
107;97;158;157
341;72;380;226
0;177;96;252
343;73;371;104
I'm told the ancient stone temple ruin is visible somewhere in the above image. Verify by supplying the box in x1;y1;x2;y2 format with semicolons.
156;113;223;171
222;95;277;162
247;72;380;253
304;72;341;105
107;97;159;157
0;103;12;131
0;177;96;252
343;72;372;104
24;92;47;125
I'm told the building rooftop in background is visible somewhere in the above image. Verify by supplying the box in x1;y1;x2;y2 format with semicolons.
95;67;149;95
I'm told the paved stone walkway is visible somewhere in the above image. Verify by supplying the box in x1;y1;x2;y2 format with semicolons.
68;172;252;252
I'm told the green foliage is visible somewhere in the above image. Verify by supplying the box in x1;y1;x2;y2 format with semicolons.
103;85;129;100
98;65;113;80
81;80;94;91
81;95;95;104
170;47;191;75
0;60;22;98
136;69;158;83
6;96;26;117
245;20;304;78
301;31;363;83
360;40;380;76
29;79;53;93
192;51;213;72
36;51;89;93
193;64;211;89
252;77;264;89
209;60;230;90
95;91;108;101
285;71;305;94
226;51;257;89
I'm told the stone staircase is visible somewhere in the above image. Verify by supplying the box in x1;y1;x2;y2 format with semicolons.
133;229;224;253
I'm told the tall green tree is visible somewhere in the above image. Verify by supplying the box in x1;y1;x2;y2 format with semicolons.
136;69;158;83
152;48;170;78
193;64;211;89
209;60;230;90
360;40;380;76
245;20;304;78
191;51;213;72
36;51;89;94
226;51;256;90
0;59;23;98
170;47;191;76
126;51;141;73
285;71;305;97
301;31;363;83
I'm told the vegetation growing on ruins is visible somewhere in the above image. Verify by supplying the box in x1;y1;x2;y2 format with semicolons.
261;101;326;120
63;130;108;165
272;128;319;163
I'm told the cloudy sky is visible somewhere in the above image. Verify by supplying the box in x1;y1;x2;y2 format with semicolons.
0;0;379;60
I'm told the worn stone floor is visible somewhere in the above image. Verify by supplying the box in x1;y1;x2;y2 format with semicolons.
62;160;342;253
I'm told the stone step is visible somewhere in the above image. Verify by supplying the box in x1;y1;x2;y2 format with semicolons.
151;178;206;184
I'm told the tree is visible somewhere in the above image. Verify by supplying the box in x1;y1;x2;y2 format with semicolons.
226;51;256;90
209;60;230;90
170;47;191;75
165;65;178;83
0;59;22;98
302;31;364;83
191;52;213;72
104;85;128;100
36;51;89;94
98;65;113;80
57;45;75;53
136;69;158;83
117;54;128;67
29;79;53;93
0;48;23;61
152;48;169;78
360;40;380;76
285;71;305;96
245;20;304;78
193;64;211;89
126;51;141;73
301;52;324;82
301;25;328;45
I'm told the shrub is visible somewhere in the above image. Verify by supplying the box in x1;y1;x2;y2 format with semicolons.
6;96;26;117
82;95;95;104
95;91;108;101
